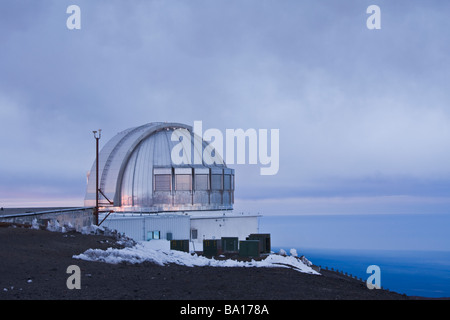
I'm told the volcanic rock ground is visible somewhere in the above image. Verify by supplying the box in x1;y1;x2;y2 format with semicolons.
0;226;424;301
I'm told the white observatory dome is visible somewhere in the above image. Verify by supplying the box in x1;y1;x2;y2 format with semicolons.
84;122;234;212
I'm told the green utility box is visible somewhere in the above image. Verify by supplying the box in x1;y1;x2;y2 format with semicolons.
203;239;222;257
239;240;260;258
246;233;271;253
221;237;239;253
170;239;189;253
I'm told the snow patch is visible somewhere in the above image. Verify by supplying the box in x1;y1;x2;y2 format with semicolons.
290;248;298;257
300;255;313;267
31;218;39;230
46;219;66;233
73;241;320;275
80;224;136;247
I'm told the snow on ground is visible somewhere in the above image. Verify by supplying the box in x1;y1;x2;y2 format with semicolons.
39;221;319;275
73;240;320;275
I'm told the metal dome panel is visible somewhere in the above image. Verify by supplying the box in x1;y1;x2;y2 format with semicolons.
84;122;234;212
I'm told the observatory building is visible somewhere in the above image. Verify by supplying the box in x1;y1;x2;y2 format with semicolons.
84;122;259;244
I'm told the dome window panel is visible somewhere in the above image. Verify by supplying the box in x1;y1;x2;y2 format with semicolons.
175;174;192;191
154;174;172;191
195;174;209;191
211;174;223;191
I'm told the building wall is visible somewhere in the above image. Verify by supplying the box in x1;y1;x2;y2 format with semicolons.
101;214;190;242
189;214;259;243
100;212;260;244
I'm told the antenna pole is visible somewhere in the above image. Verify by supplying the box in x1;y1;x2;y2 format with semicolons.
93;129;102;225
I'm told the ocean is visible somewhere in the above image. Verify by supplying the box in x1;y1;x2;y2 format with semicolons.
259;214;450;298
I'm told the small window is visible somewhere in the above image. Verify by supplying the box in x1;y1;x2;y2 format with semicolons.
195;174;209;191
175;174;192;191
191;229;198;240
154;174;171;191
147;230;160;240
211;174;223;191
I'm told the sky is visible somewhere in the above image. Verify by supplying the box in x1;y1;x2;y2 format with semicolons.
1;0;450;220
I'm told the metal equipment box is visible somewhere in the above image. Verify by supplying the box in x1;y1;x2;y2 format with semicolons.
203;239;222;257
239;240;260;258
246;233;271;253
170;239;190;253
221;237;239;253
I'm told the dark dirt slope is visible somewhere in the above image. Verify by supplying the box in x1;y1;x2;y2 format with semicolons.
0;226;416;300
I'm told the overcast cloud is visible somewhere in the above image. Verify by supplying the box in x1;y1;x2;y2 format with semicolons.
1;0;450;215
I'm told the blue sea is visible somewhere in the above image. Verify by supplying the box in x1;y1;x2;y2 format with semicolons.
259;214;450;298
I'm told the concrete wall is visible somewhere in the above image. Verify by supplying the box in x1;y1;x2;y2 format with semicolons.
0;207;95;232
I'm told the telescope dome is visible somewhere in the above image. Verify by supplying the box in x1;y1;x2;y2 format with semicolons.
84;122;234;212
